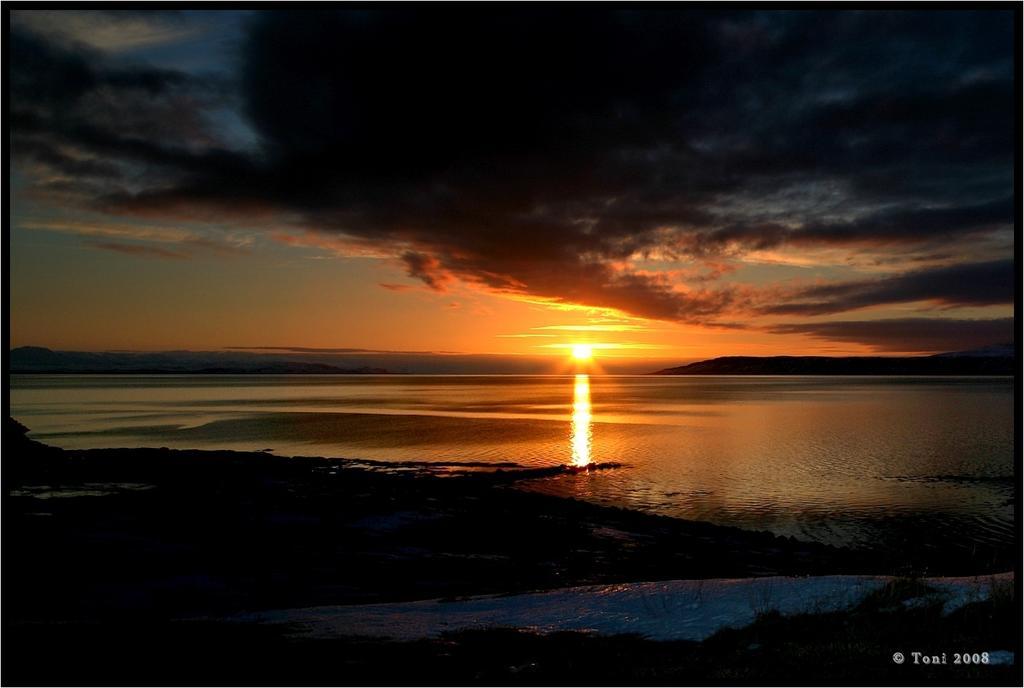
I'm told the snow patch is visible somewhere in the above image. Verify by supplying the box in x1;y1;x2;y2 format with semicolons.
232;572;1012;642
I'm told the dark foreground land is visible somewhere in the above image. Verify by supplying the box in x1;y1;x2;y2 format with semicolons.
8;585;1017;685
4;420;1018;685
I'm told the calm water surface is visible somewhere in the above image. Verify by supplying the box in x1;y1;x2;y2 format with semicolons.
9;374;1014;552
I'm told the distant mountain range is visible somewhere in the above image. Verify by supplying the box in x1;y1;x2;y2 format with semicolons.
7;343;1016;376
7;347;390;374
652;344;1015;376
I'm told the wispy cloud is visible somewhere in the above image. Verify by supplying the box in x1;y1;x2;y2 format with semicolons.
271;230;392;259
539;342;670;351
533;324;657;333
11;10;204;53
21;219;251;258
88;241;190;259
767;318;1013;353
763;259;1014;316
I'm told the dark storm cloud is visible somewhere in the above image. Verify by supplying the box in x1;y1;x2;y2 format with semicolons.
8;28;249;196
767;318;1014;353
765;259;1015;316
794;198;1014;246
400;252;452;292
8;9;1016;325
691;197;1014;257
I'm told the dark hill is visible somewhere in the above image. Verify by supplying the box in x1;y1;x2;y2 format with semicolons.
652;354;1014;375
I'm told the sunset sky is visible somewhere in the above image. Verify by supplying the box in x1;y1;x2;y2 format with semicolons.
8;9;1016;365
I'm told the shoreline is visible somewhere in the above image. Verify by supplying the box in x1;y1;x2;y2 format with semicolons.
6;418;1018;684
8;418;1011;622
7;422;858;622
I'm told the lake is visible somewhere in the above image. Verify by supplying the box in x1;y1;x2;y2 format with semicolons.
9;374;1014;555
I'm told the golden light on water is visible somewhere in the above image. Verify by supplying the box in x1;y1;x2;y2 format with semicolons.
571;373;592;467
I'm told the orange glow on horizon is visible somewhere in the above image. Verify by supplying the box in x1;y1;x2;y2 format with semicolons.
571;343;594;361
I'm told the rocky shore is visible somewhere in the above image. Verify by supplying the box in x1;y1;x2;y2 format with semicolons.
4;419;1017;684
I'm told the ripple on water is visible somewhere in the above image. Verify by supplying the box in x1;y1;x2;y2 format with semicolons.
9;374;1014;553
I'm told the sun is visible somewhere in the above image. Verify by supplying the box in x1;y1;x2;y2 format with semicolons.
571;344;593;361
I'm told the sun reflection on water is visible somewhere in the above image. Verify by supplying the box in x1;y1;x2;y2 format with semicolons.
571;374;592;467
